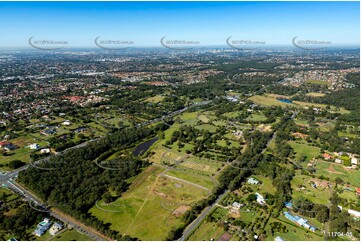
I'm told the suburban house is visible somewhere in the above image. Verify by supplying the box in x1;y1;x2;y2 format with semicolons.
335;158;342;164
34;218;52;237
322;153;333;160
348;209;360;218
232;202;241;209
40;148;51;154
284;212;316;232
310;178;329;188
74;127;87;133
274;236;285;241
247;177;260;185
0;141;8;148
62;120;71;126
49;222;63;235
255;193;266;205
226;96;239;102
29;143;40;150
0;142;17;151
41;129;56;136
284;201;293;209
351;157;359;165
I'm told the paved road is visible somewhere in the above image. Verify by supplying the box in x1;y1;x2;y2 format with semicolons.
136;100;213;128
0;100;213;241
179;191;228;241
0;138;100;182
4;180;108;241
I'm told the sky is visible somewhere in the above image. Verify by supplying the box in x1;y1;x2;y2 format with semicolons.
0;1;359;48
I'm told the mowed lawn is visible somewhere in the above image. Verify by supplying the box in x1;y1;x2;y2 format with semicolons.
291;171;332;205
89;165;208;240
179;156;222;176
249;95;292;107
179;111;199;125
288;141;320;162
166;169;215;190
245;113;268;122
222;111;242;118
249;94;349;114
305;92;326;97
266;217;323;241
51;229;93;241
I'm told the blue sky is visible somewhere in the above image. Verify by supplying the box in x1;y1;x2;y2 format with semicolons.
0;1;359;48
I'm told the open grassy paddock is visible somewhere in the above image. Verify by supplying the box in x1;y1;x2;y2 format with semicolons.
177;156;223;176
188;221;226;241
313;160;360;187
90;165;209;240
266;217;323;241
305;92;326;97
144;95;165;103
288;140;320;162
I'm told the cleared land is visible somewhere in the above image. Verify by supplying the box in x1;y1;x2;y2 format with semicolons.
288;141;320;162
305;92;326;97
90;165;208;240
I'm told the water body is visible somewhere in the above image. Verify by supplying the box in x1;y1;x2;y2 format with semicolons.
133;137;158;156
277;98;293;104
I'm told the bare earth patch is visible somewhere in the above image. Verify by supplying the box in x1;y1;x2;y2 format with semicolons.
172;205;191;217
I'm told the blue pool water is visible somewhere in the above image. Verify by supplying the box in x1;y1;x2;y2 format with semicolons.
277;98;293;104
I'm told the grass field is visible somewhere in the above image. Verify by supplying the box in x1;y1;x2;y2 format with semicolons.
0;131;51;167
292;101;327;109
338;131;359;139
179;112;198;121
305;92;326;97
195;124;218;132
0;187;18;201
177;156;223;176
288;141;320;162
249;94;349;114
249;95;292;107
51;229;93;241
305;79;330;86
216;140;241;148
291;171;332;205
149;146;184;164
223;111;242;118
294;119;309;127
197;114;210;123
166;169;215;190
245;114;268;122
144;95;165;103
316;121;335;132
90;165;208;240
252;175;277;195
314;160;360;187
266;217;323;241
188;221;225;241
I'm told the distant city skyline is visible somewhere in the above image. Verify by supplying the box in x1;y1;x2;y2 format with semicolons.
0;1;359;49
